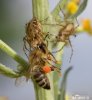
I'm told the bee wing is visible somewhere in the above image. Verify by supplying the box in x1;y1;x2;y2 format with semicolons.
15;76;29;87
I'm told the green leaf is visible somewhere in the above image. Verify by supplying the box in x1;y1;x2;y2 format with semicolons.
71;0;88;18
58;66;72;100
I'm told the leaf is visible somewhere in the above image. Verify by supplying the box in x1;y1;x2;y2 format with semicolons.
58;66;73;100
71;0;88;18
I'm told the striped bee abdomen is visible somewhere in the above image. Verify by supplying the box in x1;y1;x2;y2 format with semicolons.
33;70;50;89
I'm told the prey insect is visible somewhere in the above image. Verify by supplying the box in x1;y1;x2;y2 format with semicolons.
15;64;60;90
30;65;51;89
29;65;60;90
25;48;61;89
28;48;59;74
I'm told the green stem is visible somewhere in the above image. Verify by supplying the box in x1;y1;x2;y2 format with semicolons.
0;63;19;78
0;40;29;69
32;0;50;20
53;43;64;100
52;0;68;20
32;0;65;100
32;0;55;100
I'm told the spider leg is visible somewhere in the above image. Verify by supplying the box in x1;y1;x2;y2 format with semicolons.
75;18;79;29
68;38;73;63
23;36;30;59
52;43;65;53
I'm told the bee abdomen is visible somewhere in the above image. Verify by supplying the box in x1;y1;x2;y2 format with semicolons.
33;71;50;89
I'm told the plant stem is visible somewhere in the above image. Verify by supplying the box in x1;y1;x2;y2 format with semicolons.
32;0;55;100
32;0;50;19
53;43;64;100
0;40;29;69
32;0;65;100
0;63;19;78
52;0;68;20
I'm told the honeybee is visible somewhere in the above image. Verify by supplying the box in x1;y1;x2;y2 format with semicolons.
39;42;58;64
27;65;60;90
25;47;60;89
27;48;58;73
31;66;50;89
15;64;60;90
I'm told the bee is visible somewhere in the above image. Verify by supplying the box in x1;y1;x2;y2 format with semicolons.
15;66;51;90
32;66;50;89
25;48;60;89
28;44;58;71
15;64;60;90
29;65;61;90
27;48;58;74
17;47;60;90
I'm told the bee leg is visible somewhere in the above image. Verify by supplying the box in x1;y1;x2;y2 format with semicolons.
44;32;50;40
54;66;61;73
51;66;61;71
42;57;52;66
39;67;44;73
46;40;48;48
50;66;61;76
47;52;60;64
